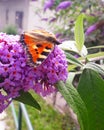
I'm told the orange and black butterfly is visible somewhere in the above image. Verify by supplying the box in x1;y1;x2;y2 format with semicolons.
20;29;61;66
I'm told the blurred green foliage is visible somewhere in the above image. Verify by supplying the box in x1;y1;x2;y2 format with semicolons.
7;93;76;130
39;0;104;47
2;25;17;35
26;92;73;130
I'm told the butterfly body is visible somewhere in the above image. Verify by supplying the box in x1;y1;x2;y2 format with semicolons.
20;30;61;66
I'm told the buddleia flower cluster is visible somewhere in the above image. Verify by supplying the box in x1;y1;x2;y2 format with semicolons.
0;33;68;112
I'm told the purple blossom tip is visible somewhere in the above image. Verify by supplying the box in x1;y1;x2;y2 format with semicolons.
85;21;104;35
41;18;48;21
85;24;97;35
44;0;54;11
55;33;62;38
49;17;56;23
0;33;68;112
56;1;72;11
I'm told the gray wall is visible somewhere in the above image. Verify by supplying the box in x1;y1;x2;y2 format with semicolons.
0;0;29;31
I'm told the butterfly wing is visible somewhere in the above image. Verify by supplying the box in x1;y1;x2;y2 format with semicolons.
20;30;61;66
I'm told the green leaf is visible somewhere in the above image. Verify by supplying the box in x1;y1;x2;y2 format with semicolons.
68;64;78;71
56;77;89;130
84;14;97;23
78;69;104;130
65;52;83;67
68;72;76;83
77;52;104;63
87;45;104;50
14;91;41;111
84;62;104;75
86;52;104;60
74;14;85;51
59;40;87;56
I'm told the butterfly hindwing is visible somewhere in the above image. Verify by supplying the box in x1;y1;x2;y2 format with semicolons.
28;42;53;65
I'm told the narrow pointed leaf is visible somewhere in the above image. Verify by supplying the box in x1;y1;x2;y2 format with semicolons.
86;52;104;61
65;52;83;66
76;52;104;63
14;91;41;111
74;14;85;51
78;69;104;130
87;45;104;50
56;77;89;130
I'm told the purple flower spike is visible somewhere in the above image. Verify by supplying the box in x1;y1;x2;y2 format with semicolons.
56;1;72;11
0;33;33;112
0;33;68;112
44;0;54;11
85;24;97;35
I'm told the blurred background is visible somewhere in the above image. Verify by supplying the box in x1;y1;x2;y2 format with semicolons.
0;0;52;34
0;0;104;47
0;0;104;130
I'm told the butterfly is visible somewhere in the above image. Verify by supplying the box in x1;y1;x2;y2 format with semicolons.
20;29;61;66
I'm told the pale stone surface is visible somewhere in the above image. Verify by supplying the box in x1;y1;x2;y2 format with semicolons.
0;111;7;130
0;121;6;130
